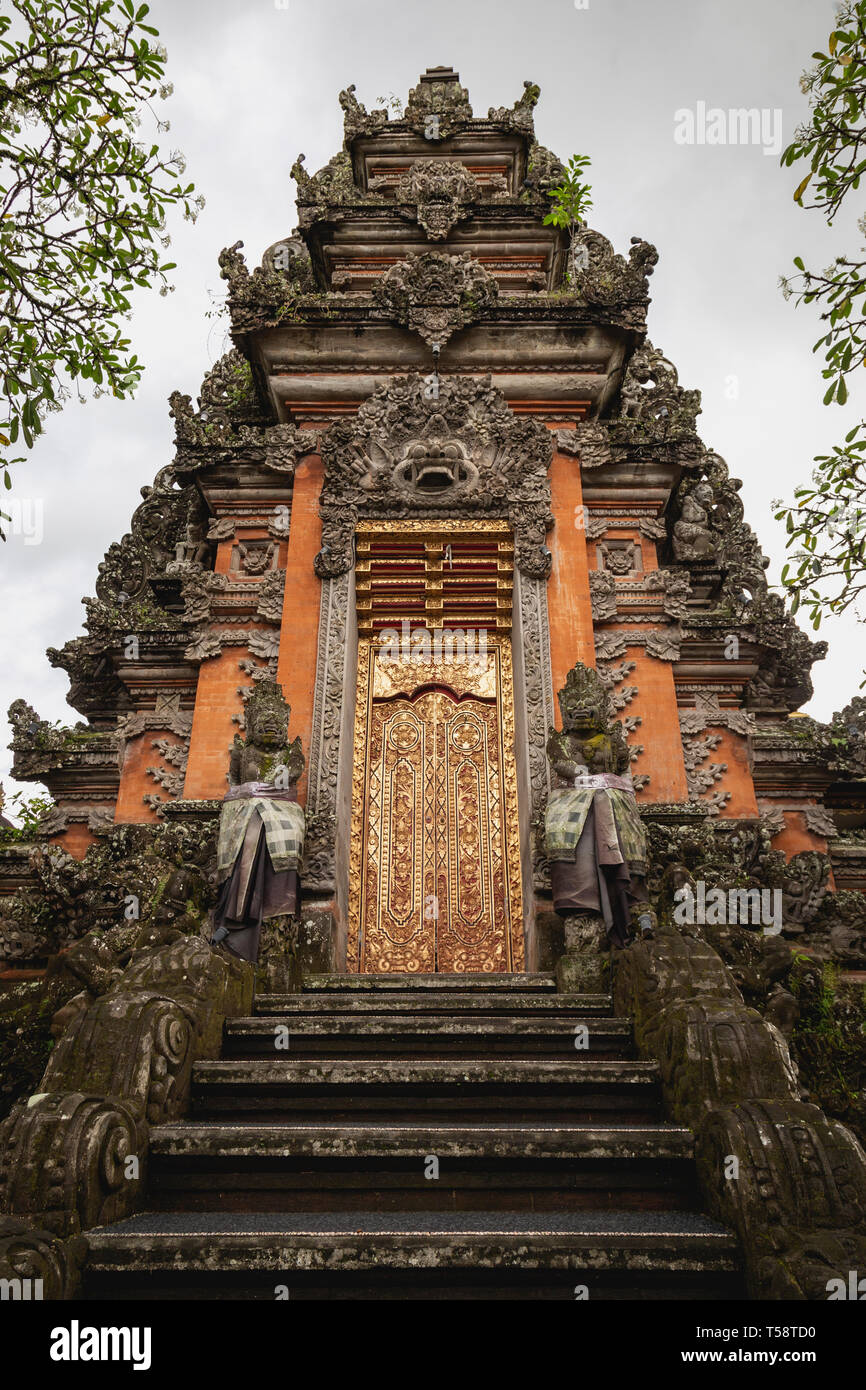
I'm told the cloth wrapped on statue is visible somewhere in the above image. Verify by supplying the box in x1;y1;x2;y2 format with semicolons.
212;781;305;963
544;772;647;949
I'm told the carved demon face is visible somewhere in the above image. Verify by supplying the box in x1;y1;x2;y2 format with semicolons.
247;706;286;748
398;437;474;494
557;663;611;738
244;680;290;749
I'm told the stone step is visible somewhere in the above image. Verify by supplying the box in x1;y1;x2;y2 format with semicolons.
191;1058;662;1123
254;992;612;1017
84;1210;743;1300
147;1121;699;1213
301;972;557;994
225;1014;633;1060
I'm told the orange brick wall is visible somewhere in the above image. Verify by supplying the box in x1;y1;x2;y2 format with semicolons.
275;453;325;806
768;807;830;861
548;449;596;695
52;823;97;859
582;524;689;802
181;524;291;802
620;643;689;803
115;731;183;823
709;728;759;818
183;644;258;800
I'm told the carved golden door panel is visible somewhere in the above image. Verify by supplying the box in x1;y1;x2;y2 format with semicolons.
348;642;524;973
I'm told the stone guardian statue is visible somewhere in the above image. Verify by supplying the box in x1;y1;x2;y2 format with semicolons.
211;679;305;967
544;661;648;988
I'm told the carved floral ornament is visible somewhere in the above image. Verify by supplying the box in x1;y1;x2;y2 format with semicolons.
316;373;553;580
387;160;487;241
371;251;498;349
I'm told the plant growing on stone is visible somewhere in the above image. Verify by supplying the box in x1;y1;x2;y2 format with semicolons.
0;0;203;537
543;153;593;287
0;788;53;842
775;2;866;662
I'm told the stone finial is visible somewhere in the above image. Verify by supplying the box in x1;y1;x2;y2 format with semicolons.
404;67;473;138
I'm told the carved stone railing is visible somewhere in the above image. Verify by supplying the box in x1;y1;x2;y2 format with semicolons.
0;1217;87;1301
0;933;253;1297
612;925;866;1299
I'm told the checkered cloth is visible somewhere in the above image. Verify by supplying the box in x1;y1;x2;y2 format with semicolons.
545;773;647;874
217;781;306;881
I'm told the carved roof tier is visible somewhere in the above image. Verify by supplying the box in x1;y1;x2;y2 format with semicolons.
212;69;660;427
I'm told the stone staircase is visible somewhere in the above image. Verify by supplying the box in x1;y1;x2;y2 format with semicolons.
84;972;744;1299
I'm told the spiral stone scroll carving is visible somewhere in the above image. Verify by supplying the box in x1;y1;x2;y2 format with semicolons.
41;989;196;1125
0;1092;146;1236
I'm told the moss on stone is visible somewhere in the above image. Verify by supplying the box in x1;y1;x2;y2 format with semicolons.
788;954;866;1148
0;978;67;1120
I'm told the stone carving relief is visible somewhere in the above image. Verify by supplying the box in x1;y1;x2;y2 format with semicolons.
683;733;728;808
593;630;628;662
255;570;286;625
235;542;276;576
600;660;639;712
558;421;611;470
516;572;556;883
316;374;553;580
589;571;618;622
673;480;718;563
590;568;691;624
619;340;702;433
371;251;498;348
680;692;756;739
392;160;481;240
144;738;189;813
568;230;658;330
113;694;194;817
180;564;285;667
599;660;647;789
487;80;540;134
645;627;683;661
680;694;755;815
593;626;682;668
304;572;351;893
759;806;788;840
403;68;474;139
803;805;838;839
598;540;641;577
90;463;208;612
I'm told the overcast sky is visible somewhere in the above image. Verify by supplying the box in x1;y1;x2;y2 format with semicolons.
1;0;861;809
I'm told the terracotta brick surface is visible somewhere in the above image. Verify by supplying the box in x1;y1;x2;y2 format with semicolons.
548;450;596;695
52;823;96;860
275;453;325;806
115;730;182;824
183;648;254;801
619;644;689;803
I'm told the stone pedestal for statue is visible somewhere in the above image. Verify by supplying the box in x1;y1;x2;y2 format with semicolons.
555;912;609;993
256;914;302;993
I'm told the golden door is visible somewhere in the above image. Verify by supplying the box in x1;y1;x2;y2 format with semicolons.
347;641;524;973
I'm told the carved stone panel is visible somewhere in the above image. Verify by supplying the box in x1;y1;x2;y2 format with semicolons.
317;374;553;580
372;251;499;348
